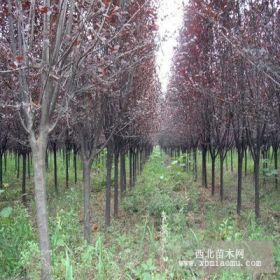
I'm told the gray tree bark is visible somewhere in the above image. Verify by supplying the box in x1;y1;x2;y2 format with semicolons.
82;160;91;242
30;136;52;280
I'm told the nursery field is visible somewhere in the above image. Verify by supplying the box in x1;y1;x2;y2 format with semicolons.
1;148;279;280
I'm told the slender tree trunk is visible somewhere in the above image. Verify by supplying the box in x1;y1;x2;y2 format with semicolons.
74;151;77;184
182;149;186;171
225;153;228;171
62;149;65;165
219;153;224;202
188;151;191;171
30;138;52;280
136;150;138;180
17;153;20;179
122;153;126;192
22;153;27;205
268;148;272;165
244;149;247;176
4;153;7;174
27;153;31;179
237;148;243;215
15;153;17;172
273;146;278;189
262;149;268;169
105;148;113;227
193;148;197;181
211;155;216;196
45;150;48;171
114;152;119;217
254;153;260;220
129;149;133;188
262;149;267;187
137;150;140;173
0;153;3;189
230;150;233;173
120;153;124;195
134;149;137;176
133;150;136;186
65;148;69;188
82;159;91;242
53;145;58;194
186;151;189;172
140;149;143;173
202;147;207;188
120;152;126;197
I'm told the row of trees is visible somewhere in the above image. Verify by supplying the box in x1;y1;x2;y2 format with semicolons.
0;0;159;279
160;0;280;219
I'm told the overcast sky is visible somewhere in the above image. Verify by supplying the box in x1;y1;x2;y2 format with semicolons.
156;0;186;94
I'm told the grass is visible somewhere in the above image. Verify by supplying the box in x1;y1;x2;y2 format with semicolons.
0;147;279;279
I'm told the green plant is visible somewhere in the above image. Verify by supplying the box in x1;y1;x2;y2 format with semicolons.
218;217;241;241
65;249;74;280
20;241;40;279
159;211;169;271
246;213;266;240
93;235;119;280
133;258;156;280
0;190;13;218
0;204;35;278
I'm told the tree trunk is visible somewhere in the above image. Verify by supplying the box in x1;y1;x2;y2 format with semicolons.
4;153;7;174
262;149;268;169
138;149;141;173
82;160;91;242
62;149;65;165
134;149;137;177
53;145;58;194
133;150;136;186
22;153;27;205
193;148;197;181
230;149;233;173
202;147;207;188
237;148;243;215
244;149;247;176
0;153;3;189
121;152;126;194
15;153;17;173
219;153;224;202
120;153;124;196
254;153;260;220
30;138;52;280
133;150;136;178
211;155;216;196
225;153;228;171
262;149;267;188
45;151;49;171
105;148;113;227
65;148;69;188
17;153;20;179
186;151;189;172
74;151;77;184
129;149;133;188
273;146;278;189
188;151;191;171
27;153;31;179
114;152;119;217
182;149;186;171
140;149;143;173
